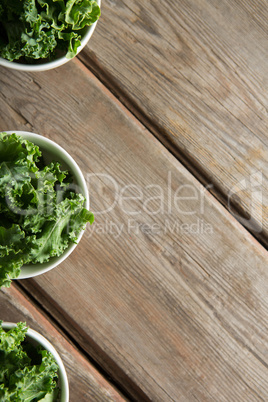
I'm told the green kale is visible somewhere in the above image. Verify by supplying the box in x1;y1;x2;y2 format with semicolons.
0;0;101;61
0;321;59;401
0;132;94;288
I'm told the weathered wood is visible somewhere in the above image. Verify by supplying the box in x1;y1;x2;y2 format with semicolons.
0;60;267;401
0;285;127;402
79;0;268;245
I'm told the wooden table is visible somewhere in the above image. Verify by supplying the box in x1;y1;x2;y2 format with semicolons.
0;0;267;400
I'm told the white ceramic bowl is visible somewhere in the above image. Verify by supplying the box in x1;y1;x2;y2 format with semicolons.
4;131;89;279
0;0;100;72
2;322;69;402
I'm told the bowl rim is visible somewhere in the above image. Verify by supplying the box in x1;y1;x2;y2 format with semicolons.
3;130;89;279
0;0;101;72
1;322;69;402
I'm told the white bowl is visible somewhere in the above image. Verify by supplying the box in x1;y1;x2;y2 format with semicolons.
2;322;69;402
4;131;89;279
0;0;100;72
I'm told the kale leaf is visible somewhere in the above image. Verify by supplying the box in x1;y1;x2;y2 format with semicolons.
0;321;59;401
0;132;94;287
0;0;101;61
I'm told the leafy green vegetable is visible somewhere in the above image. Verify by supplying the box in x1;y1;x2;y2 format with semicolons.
0;132;94;288
0;0;101;62
0;321;59;401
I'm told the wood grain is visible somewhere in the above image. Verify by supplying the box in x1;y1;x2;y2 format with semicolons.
0;60;267;401
79;0;268;245
0;285;127;402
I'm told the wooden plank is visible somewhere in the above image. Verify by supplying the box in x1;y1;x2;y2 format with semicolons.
79;0;268;244
0;285;127;401
0;60;267;401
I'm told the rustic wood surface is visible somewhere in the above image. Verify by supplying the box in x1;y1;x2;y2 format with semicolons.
0;285;126;402
79;0;268;245
0;59;267;401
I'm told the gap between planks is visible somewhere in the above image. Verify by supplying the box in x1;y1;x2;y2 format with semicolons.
14;281;150;402
77;54;267;251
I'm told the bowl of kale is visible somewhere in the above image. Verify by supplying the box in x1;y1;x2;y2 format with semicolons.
0;321;69;401
0;131;94;288
0;0;101;71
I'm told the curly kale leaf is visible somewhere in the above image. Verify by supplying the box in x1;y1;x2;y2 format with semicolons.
0;321;59;401
0;0;101;61
0;132;94;288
